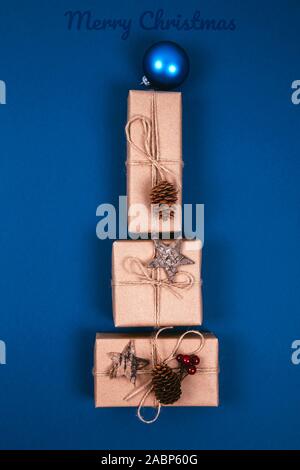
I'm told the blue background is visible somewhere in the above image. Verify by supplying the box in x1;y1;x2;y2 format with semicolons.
0;0;299;450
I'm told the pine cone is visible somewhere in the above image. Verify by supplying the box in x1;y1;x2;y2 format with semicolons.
150;181;178;206
152;363;182;405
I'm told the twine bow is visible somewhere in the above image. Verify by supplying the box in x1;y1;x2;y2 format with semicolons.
125;92;182;189
124;327;206;424
124;257;194;299
112;257;195;327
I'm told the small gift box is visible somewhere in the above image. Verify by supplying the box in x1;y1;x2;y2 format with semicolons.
94;329;219;422
112;239;203;327
126;90;183;236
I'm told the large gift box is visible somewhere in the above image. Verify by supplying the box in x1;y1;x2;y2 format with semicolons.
126;90;183;236
112;239;203;327
94;331;219;409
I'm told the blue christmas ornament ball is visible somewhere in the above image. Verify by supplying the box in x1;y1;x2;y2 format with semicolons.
142;41;190;90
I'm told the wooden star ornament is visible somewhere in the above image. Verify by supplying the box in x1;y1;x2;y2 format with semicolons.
147;240;194;281
108;340;149;385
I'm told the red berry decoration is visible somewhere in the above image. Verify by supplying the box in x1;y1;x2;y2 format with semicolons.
176;354;183;363
187;365;197;375
190;355;200;366
182;355;191;366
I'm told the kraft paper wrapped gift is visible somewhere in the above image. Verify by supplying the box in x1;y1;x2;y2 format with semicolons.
126;90;182;236
112;239;203;327
94;331;219;409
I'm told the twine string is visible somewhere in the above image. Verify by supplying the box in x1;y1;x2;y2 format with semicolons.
112;257;195;328
125;92;182;189
123;327;206;424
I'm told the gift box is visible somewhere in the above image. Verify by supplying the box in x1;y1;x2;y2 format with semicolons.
126;90;182;236
112;239;203;327
94;331;219;409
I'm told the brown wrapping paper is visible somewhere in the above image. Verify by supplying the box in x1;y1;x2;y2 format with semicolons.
94;332;219;408
127;90;182;236
112;239;203;327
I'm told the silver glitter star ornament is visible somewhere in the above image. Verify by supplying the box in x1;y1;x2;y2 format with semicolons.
108;340;149;385
147;240;194;281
